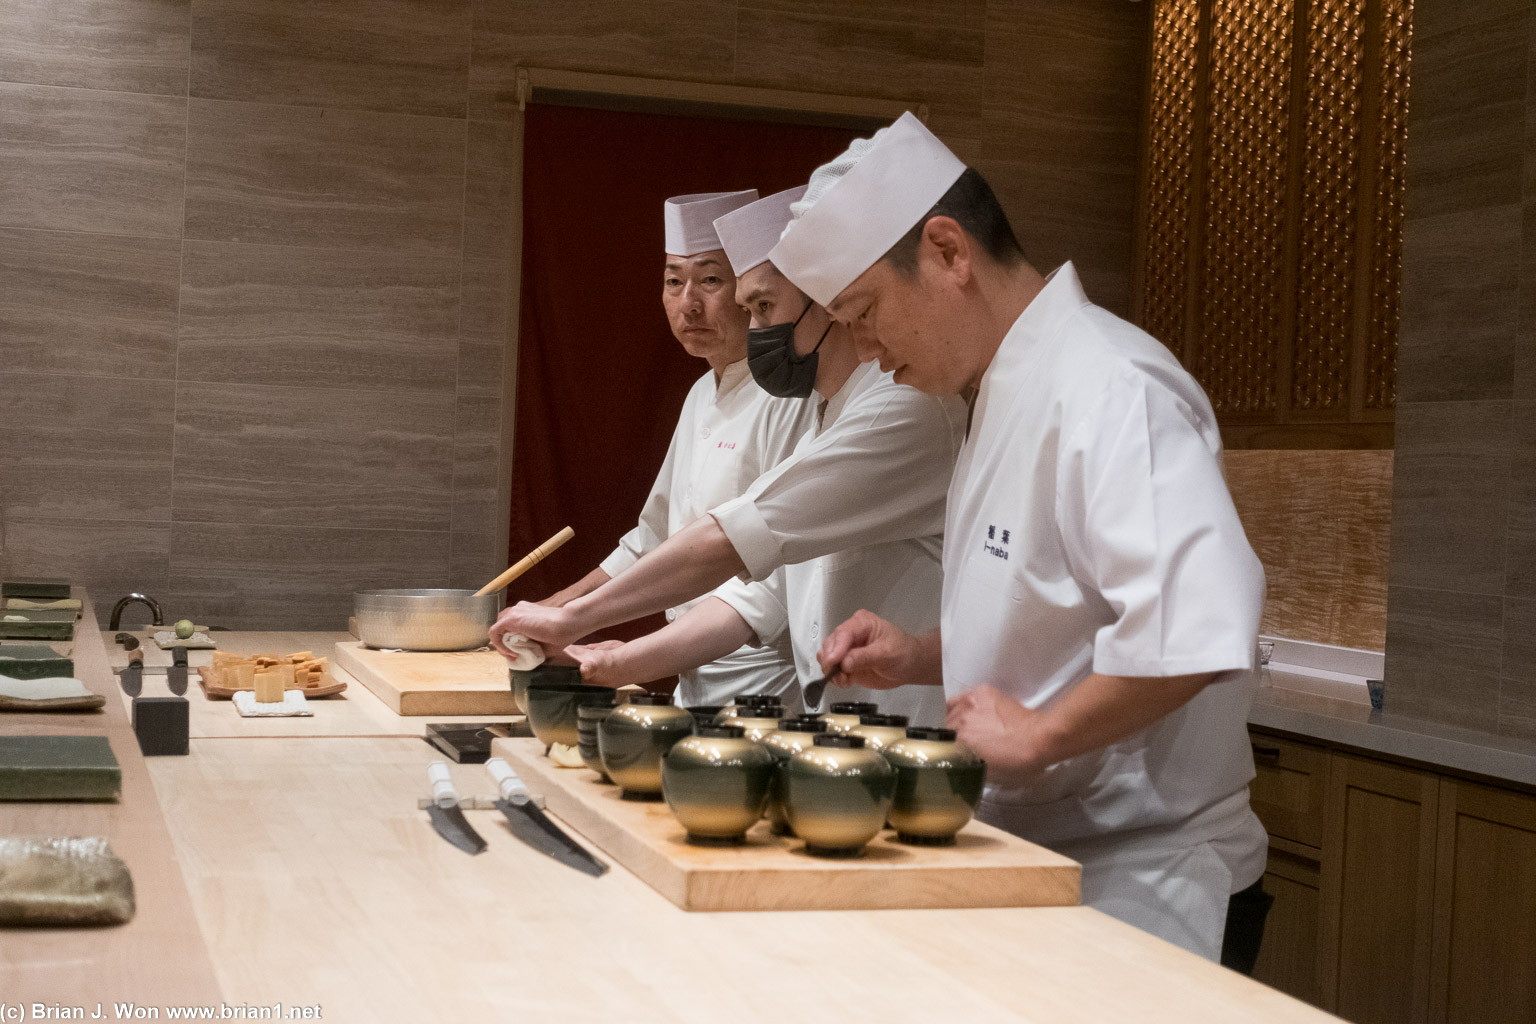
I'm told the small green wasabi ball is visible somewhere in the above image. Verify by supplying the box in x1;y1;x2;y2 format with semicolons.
174;619;195;639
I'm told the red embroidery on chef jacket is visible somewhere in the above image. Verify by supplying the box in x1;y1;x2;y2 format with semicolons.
716;441;738;450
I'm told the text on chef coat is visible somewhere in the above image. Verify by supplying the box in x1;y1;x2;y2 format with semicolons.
984;525;1011;560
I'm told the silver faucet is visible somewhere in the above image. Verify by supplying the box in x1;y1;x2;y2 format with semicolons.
109;593;164;630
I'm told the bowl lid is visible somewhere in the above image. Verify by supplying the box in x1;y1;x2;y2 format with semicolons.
906;726;956;741
814;734;865;748
829;702;878;714
627;693;675;706
695;725;746;738
778;717;828;733
686;705;725;714
858;713;909;726
741;693;784;706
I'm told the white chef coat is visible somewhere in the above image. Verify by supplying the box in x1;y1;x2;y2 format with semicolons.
941;263;1268;960
712;361;963;725
602;357;816;706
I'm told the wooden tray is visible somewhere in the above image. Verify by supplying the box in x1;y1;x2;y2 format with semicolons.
489;736;1081;913
196;667;347;700
332;642;515;716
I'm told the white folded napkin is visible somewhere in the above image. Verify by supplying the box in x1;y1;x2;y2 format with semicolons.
232;690;313;717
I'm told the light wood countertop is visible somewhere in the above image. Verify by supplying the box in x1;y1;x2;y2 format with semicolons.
13;621;1340;1022
0;595;221;1010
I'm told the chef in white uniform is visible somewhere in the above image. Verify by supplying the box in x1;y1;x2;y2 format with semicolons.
492;190;965;724
509;191;816;708
558;188;956;725
792;114;1270;964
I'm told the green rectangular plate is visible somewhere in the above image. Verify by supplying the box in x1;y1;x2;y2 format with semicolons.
0;622;74;641
0;644;74;680
1;579;71;600
0;736;121;801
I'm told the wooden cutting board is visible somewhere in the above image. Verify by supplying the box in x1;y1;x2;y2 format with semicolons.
332;642;516;716
490;736;1081;912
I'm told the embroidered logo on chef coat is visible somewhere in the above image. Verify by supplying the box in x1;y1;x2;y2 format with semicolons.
984;525;1011;560
715;441;738;450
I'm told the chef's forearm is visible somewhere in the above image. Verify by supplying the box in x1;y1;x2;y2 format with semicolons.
604;598;754;686
908;629;945;686
541;567;610;608
563;517;747;636
1028;671;1215;770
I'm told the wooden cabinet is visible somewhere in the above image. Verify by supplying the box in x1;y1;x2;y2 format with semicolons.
1250;734;1330;849
1253;842;1324;1007
1429;779;1536;1024
1319;754;1439;1024
1247;731;1536;1023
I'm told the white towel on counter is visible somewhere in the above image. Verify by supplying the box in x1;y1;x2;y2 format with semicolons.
232;690;313;717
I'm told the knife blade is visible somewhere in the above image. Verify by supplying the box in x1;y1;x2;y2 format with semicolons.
118;662;143;697
486;758;607;877
425;761;487;855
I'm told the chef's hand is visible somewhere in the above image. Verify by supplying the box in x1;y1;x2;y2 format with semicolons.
818;610;924;691
489;601;581;659
945;686;1047;781
564;640;630;687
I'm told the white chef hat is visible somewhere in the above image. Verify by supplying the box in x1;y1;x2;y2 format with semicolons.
712;186;808;276
663;190;758;257
769;112;965;306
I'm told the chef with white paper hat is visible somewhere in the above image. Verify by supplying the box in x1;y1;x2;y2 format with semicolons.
553;187;955;727
791;113;1272;967
502;190;816;708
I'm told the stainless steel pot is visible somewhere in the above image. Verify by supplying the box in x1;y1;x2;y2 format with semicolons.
353;589;499;651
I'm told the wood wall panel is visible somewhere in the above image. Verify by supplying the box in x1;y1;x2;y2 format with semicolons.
1137;0;1410;447
0;0;1147;626
1196;0;1293;417
1225;449;1392;650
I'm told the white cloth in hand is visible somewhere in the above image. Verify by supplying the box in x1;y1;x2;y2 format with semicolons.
501;634;545;671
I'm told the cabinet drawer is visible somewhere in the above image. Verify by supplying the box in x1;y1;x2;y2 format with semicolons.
1248;731;1329;848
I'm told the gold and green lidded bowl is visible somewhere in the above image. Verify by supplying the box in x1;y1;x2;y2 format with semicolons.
525;681;614;751
511;663;583;716
661;724;776;846
576;700;617;781
780;733;896;858
819;701;879;734
848;713;911;752
729;703;784;742
597;692;695;800
882;726;987;846
761;717;829;835
714;692;787;723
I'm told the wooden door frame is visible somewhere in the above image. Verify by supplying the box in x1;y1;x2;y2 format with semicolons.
492;69;922;581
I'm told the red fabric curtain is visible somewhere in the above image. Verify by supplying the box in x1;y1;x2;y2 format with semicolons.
510;104;858;640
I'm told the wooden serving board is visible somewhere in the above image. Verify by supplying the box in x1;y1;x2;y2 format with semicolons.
490;736;1081;912
332;641;515;716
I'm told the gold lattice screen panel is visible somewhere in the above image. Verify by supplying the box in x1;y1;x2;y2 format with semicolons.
1136;0;1411;448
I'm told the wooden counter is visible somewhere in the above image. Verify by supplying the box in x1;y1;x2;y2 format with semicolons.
9;619;1341;1022
0;593;221;1009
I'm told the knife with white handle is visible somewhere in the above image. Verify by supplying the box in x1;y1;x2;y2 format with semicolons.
424;761;487;855
484;758;607;877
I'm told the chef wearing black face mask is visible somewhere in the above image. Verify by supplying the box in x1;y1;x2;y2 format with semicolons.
745;298;832;399
500;186;965;726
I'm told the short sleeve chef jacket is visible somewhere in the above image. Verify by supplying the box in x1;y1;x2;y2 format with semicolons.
943;263;1267;875
602;357;816;705
712;361;965;723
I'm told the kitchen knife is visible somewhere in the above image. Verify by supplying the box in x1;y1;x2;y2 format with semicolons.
117;661;143;698
802;662;841;710
425;761;488;855
485;758;607;877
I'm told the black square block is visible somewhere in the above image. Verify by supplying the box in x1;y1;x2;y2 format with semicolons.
132;697;188;756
